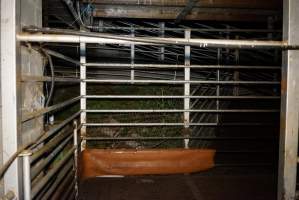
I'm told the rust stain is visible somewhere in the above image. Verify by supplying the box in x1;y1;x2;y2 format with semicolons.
80;148;215;180
280;79;287;95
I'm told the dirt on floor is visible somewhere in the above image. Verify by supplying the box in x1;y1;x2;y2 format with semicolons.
79;170;276;200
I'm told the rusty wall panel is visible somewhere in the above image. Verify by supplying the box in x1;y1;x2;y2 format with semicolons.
80;148;215;179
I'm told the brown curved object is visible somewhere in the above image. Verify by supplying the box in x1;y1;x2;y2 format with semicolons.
80;148;215;179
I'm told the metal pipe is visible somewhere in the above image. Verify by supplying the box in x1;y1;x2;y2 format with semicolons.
84;109;279;113
83;79;279;85
21;96;81;122
19;27;299;49
62;0;82;28
42;50;55;108
184;29;191;148
20;151;32;200
84;95;280;99
73;120;79;199
80;43;87;151
17;33;290;49
84;63;281;70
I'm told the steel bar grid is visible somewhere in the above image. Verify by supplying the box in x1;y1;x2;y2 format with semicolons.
83;79;280;84
84;63;281;70
7;15;289;200
84;95;280;99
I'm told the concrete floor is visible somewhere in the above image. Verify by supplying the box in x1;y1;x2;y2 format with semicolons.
79;170;276;200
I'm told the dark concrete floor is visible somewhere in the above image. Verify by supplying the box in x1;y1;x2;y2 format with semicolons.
79;170;276;200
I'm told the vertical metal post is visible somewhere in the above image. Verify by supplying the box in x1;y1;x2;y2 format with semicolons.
278;0;299;199
130;27;135;82
159;22;165;62
233;36;240;96
80;43;86;150
267;16;274;40
73;120;78;199
21;151;32;200
216;48;221;124
184;29;191;149
0;0;22;197
98;20;104;33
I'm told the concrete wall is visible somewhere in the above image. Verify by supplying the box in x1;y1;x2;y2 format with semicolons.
20;0;44;145
0;0;43;197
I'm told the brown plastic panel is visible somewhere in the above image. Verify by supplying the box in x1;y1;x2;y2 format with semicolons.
80;148;215;179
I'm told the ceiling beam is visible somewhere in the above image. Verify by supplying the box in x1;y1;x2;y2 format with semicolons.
91;5;280;22
82;0;281;9
175;0;199;24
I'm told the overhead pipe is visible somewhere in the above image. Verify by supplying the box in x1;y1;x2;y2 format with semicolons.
19;27;299;49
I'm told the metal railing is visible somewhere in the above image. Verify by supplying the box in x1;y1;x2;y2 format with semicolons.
20;120;79;200
0;22;284;199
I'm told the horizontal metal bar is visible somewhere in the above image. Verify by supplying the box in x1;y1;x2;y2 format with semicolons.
84;79;280;85
88;27;282;33
62;178;75;200
41;161;73;200
30;130;71;164
83;122;275;127
21;77;279;85
22;96;81;122
84;95;280;99
31;134;73;181
31;111;81;148
50;170;74;200
20;27;297;49
21;75;80;83
43;48;80;66
31;147;75;199
83;136;277;141
84;63;281;70
84;109;279;113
